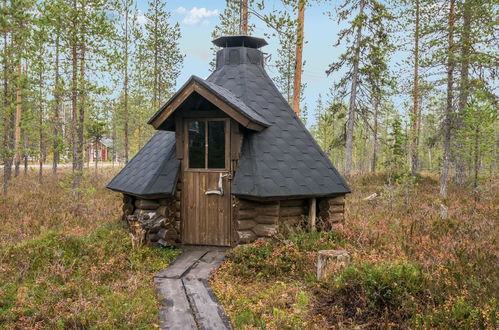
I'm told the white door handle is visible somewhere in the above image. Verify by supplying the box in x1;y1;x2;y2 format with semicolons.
205;173;229;196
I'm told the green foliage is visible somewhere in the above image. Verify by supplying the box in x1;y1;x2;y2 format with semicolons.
0;222;179;328
325;262;426;320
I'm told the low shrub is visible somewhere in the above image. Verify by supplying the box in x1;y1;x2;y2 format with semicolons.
315;261;427;327
224;238;315;280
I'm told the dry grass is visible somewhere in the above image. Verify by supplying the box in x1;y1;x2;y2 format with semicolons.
0;168;179;329
213;172;498;329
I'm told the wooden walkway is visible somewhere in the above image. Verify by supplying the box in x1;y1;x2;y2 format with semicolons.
154;247;231;330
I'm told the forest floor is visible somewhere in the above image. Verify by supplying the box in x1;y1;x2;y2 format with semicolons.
0;169;497;328
212;173;498;329
0;168;179;329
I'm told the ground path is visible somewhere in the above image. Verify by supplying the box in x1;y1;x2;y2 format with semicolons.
154;246;231;330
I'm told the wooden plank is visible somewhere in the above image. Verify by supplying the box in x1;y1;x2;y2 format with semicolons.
184;250;226;280
155;249;208;279
183;278;232;330
175;117;183;159
309;198;317;232
154;278;197;330
151;84;195;129
279;206;305;217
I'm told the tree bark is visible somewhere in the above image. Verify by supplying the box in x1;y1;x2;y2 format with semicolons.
52;33;61;176
440;0;456;197
14;62;21;177
410;0;420;175
71;0;78;173
344;0;365;177
292;0;305;116
371;97;379;173
2;1;13;194
39;77;43;184
455;0;471;185
241;0;248;35
124;4;129;164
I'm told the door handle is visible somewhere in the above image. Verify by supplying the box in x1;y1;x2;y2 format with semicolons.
205;173;230;196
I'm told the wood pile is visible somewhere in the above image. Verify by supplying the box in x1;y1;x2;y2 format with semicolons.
124;194;180;247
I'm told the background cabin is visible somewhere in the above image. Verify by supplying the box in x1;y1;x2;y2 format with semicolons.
107;35;350;247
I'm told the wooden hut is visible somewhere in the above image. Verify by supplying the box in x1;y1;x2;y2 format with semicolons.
107;36;350;247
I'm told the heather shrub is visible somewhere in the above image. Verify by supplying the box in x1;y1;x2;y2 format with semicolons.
316;262;426;326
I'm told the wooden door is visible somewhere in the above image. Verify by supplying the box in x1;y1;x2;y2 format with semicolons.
182;118;232;246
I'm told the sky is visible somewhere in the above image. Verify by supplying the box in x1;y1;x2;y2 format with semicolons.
135;0;348;126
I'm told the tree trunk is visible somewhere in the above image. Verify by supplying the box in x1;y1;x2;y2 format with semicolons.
74;42;85;195
410;0;420;175
371;97;379;173
39;68;44;183
2;1;13;195
292;0;305;116
344;0;365;177
440;0;455;197
14;62;21;177
71;0;78;173
241;0;248;35
52;33;61;176
153;4;159;110
95;139;98;174
455;0;471;185
473;124;479;200
124;5;129;164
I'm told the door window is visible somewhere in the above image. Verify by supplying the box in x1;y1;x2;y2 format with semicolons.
188;119;226;169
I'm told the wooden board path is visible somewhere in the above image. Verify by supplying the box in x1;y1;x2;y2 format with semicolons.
153;247;231;330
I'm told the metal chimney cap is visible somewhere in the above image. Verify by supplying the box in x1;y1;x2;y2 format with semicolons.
212;35;268;49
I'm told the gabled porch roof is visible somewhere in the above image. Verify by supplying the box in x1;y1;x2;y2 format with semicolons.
148;75;270;131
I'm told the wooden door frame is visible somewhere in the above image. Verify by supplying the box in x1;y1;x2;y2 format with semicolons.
181;117;232;246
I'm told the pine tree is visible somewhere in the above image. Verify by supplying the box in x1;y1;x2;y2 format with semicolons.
143;0;183;110
326;0;392;176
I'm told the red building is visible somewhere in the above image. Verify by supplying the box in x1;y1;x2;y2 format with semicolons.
87;138;112;162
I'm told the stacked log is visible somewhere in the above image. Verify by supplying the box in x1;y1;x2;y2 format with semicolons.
279;199;308;226
234;199;279;244
317;196;345;231
125;195;180;247
122;195;135;221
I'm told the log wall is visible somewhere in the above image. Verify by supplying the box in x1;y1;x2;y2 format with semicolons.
317;195;345;231
233;195;346;245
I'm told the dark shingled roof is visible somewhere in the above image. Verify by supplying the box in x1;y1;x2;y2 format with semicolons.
108;36;349;198
106;131;179;197
212;35;268;48
206;51;350;198
148;75;270;129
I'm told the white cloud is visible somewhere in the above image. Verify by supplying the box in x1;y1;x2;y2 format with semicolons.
136;10;147;25
176;7;219;25
175;7;187;14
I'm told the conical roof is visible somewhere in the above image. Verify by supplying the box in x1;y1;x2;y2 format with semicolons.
108;36;350;198
206;46;350;198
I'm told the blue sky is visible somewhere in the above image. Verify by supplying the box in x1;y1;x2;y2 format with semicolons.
135;0;347;125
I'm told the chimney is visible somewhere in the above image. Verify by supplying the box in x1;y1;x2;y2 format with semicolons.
212;35;268;70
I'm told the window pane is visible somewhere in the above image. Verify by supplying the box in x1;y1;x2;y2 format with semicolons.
188;120;205;168
208;121;225;169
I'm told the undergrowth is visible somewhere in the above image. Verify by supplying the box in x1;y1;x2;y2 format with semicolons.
0;169;180;329
212;172;498;329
